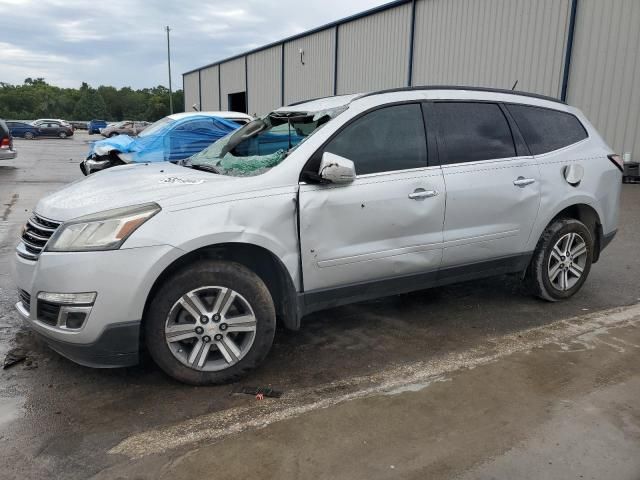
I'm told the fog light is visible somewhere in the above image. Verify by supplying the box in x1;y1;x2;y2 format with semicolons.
37;292;96;305
65;311;87;329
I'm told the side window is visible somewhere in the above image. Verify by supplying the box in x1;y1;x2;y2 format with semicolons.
506;104;588;155
176;120;213;132
324;103;427;175
435;102;516;164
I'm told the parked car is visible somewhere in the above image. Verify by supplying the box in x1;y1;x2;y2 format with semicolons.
70;121;89;130
88;119;107;134
32;118;72;129
33;120;74;139
81;111;252;175
0;119;17;160
100;120;150;138
13;87;622;385
6;121;40;139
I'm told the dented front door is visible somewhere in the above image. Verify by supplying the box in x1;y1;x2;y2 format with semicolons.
299;168;446;292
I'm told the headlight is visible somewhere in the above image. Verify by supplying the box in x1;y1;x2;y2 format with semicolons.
46;203;160;252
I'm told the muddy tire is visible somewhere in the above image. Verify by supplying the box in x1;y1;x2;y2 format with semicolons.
144;260;276;385
526;218;593;301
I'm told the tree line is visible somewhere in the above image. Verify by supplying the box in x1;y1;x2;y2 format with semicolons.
0;78;185;122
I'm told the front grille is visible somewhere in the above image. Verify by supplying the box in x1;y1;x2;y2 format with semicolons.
37;300;61;326
19;289;31;308
18;214;61;260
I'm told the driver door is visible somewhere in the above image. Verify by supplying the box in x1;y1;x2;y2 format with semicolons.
299;103;445;292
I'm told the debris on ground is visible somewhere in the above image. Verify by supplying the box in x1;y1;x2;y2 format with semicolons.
3;348;28;369
237;386;283;399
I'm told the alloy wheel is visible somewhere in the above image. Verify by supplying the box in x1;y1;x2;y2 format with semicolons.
164;286;257;371
547;232;588;291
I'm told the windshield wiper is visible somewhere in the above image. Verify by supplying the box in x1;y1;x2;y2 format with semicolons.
187;163;221;174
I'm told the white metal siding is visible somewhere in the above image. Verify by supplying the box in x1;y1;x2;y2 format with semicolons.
337;4;412;94
200;65;220;111
284;28;336;105
220;57;246;110
567;0;640;159
183;72;200;111
247;46;282;116
412;0;571;97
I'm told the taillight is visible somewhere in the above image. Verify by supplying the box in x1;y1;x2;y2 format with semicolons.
608;154;624;172
0;137;9;149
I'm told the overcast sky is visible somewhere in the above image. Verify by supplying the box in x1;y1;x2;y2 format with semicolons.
0;0;389;90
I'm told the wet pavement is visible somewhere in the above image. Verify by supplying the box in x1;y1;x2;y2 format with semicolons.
1;134;639;479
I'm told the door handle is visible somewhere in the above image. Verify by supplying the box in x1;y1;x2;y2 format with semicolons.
408;188;439;200
513;177;536;187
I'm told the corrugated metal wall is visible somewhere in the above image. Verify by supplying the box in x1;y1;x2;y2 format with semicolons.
247;45;282;116
184;0;639;161
183;72;200;111
283;28;336;105
337;3;411;94
200;65;220;111
567;0;640;158
220;57;246;110
412;0;571;98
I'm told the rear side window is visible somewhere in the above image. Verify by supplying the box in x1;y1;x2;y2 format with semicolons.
434;102;516;164
506;104;588;155
324;103;427;175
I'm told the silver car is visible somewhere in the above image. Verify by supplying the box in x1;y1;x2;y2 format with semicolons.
13;87;622;384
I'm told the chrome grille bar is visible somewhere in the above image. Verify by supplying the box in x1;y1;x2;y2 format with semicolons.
17;213;61;261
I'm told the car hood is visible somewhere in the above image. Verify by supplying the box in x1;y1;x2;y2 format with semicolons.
35;162;235;221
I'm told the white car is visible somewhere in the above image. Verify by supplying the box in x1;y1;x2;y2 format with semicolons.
14;87;621;384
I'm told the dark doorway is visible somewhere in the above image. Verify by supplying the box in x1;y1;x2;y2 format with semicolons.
228;92;247;113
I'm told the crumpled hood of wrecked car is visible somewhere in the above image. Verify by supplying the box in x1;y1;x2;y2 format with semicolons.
34;162;242;221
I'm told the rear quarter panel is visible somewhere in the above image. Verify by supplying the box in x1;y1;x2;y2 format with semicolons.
527;134;621;252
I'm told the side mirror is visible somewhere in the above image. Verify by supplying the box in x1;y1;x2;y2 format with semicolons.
319;152;356;184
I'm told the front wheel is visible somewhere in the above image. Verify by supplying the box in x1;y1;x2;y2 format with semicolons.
58;131;67;139
144;260;276;385
526;218;593;301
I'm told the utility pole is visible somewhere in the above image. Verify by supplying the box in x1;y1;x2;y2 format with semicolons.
166;25;173;114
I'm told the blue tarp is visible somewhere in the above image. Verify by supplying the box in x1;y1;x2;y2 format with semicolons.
87;115;241;163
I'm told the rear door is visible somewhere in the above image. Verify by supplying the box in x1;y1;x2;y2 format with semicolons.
432;101;541;267
299;103;446;291
38;122;58;137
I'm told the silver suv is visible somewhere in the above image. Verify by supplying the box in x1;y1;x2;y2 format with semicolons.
13;87;622;384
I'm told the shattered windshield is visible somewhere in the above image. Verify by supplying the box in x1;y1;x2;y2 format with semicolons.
184;106;347;177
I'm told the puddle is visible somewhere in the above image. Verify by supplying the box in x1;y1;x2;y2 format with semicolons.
0;395;25;428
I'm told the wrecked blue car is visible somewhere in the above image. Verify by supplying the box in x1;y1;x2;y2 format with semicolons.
80;111;252;175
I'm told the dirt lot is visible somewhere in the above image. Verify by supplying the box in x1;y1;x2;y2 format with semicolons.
1;133;639;479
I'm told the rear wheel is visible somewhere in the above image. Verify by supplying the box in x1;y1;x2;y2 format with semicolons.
144;260;276;385
526;218;593;301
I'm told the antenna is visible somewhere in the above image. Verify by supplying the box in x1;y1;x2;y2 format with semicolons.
511;80;519;91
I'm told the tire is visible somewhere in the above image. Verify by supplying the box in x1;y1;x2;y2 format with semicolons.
526;218;594;301
58;131;67;139
24;132;34;140
144;260;276;385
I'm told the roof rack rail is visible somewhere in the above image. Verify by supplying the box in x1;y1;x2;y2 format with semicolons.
358;85;566;104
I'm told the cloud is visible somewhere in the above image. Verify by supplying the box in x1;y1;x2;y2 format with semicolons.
0;0;389;89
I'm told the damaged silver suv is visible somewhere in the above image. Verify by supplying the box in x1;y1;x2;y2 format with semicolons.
13;87;622;384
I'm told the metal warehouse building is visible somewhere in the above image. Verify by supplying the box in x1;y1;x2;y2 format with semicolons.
183;0;640;160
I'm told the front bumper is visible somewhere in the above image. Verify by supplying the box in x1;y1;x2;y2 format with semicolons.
13;244;183;367
16;300;139;367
